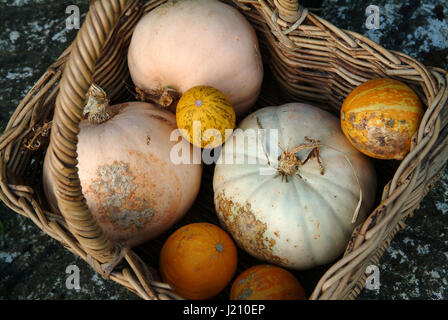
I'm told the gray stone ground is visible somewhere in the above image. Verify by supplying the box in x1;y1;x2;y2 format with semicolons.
0;0;447;300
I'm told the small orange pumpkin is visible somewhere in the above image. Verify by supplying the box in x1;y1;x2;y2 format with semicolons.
340;78;424;160
230;265;306;300
159;222;238;300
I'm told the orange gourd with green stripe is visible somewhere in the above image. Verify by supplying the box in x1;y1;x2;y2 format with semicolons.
176;85;236;149
340;78;424;160
230;265;306;300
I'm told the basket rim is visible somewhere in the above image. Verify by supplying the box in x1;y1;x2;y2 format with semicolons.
0;0;447;300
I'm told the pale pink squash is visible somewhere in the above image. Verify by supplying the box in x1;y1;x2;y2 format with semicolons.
127;0;263;117
43;86;202;247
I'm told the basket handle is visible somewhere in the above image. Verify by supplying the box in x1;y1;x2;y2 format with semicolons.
46;0;136;265
274;0;301;23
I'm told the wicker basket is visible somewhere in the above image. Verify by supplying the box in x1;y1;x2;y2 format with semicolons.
1;0;447;300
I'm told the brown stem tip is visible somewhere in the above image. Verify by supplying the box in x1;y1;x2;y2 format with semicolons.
84;84;113;124
278;136;325;182
136;86;180;109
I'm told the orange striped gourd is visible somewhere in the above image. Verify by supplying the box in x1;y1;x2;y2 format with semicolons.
176;85;236;149
340;78;424;160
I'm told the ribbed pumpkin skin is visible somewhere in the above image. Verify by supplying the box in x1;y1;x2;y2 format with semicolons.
176;86;236;149
230;265;306;300
213;103;377;270
341;78;424;160
159;222;238;300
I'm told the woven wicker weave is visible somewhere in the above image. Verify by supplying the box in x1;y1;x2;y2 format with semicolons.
0;0;447;300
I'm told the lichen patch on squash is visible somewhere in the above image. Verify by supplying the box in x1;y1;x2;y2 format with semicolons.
344;110;413;159
90;161;155;230
92;162;136;207
214;191;288;266
238;287;253;300
109;201;154;230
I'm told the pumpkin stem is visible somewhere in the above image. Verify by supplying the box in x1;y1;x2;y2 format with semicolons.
83;84;113;124
278;137;325;181
136;86;180;109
